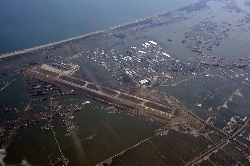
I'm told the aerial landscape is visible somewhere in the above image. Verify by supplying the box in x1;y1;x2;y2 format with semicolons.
0;0;250;165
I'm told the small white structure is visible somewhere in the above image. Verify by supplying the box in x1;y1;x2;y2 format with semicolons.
139;79;148;84
162;53;170;58
149;41;157;45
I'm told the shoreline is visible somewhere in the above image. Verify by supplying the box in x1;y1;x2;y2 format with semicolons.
0;30;106;59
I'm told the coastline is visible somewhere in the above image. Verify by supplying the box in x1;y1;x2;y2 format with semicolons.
0;30;106;59
0;0;201;59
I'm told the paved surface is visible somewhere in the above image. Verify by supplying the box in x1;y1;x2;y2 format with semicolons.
184;116;250;166
31;68;173;117
29;61;250;166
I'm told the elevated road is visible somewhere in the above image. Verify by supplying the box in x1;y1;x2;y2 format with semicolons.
28;66;250;166
184;116;250;166
163;92;226;136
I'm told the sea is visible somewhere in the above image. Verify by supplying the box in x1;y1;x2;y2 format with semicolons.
0;0;195;55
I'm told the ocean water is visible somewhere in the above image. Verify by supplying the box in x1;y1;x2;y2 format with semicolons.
0;0;195;54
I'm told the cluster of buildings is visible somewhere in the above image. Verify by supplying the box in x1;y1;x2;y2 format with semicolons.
51;62;76;71
62;119;76;134
0;105;17;113
40;123;53;131
87;33;250;89
0;96;92;147
19;119;39;129
0;127;5;137
183;20;229;53
39;101;91;134
85;40;197;86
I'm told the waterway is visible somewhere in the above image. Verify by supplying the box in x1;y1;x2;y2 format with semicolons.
0;0;196;55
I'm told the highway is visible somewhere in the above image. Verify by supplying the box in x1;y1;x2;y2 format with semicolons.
0;78;15;92
184;116;250;166
29;66;250;166
163;92;227;136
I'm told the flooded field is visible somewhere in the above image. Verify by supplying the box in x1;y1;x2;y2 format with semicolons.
0;72;228;165
4;97;160;165
145;0;250;61
0;75;29;111
1;0;250;165
75;56;121;90
160;67;250;129
110;129;211;166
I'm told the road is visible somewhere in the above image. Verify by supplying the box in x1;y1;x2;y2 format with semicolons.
0;79;15;92
96;135;156;166
184;116;250;166
29;65;250;166
163;92;227;136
